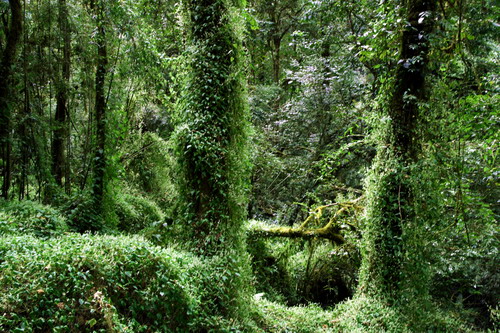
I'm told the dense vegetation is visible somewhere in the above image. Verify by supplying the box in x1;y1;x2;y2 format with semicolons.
0;0;498;331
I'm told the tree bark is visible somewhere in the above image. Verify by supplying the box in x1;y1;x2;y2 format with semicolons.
0;0;22;200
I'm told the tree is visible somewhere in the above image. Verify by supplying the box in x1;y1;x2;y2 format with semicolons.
358;0;437;300
249;0;304;83
52;0;71;193
176;0;250;254
90;0;108;221
174;0;252;325
0;0;22;199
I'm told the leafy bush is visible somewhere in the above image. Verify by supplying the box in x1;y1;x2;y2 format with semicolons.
253;297;338;333
0;200;68;238
0;234;195;332
62;193;105;232
115;192;164;233
431;209;499;329
182;252;258;332
120;132;177;211
334;294;473;333
247;236;295;304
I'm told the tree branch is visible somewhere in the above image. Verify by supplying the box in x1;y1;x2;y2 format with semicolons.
248;197;363;243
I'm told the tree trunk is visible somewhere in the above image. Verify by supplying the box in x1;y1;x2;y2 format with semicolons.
272;35;281;84
359;0;437;299
0;0;22;200
91;0;107;217
178;0;249;254
177;0;251;321
52;0;71;189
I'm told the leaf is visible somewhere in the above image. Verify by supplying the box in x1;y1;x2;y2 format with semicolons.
87;318;97;327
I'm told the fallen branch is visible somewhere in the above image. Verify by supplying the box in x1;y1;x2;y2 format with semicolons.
250;224;345;244
248;197;363;244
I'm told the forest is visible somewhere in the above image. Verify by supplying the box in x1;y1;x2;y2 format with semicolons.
0;0;498;331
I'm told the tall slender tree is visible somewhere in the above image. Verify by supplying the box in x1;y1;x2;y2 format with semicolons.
90;0;108;220
52;0;71;192
0;0;22;200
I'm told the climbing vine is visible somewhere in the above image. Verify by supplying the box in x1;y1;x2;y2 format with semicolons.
174;0;251;254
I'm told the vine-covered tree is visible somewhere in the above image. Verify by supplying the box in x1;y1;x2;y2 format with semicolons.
359;0;437;299
173;0;252;324
176;0;250;254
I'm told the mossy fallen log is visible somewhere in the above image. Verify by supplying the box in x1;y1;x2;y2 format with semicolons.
250;224;345;244
248;197;363;244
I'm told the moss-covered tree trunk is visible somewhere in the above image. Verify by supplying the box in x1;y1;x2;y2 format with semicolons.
0;0;22;200
175;0;251;326
177;0;249;254
359;0;436;300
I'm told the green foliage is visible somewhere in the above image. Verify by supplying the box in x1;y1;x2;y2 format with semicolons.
183;251;259;332
0;234;261;332
0;0;498;330
253;298;338;333
245;0;373;224
0;200;68;238
421;11;499;327
62;193;107;233
114;191;164;233
286;241;359;306
120;132;177;211
335;294;473;332
0;234;195;332
247;236;295;303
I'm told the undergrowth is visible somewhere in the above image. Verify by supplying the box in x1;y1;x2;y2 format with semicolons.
0;234;194;332
0;199;68;237
0;234;258;332
334;294;476;332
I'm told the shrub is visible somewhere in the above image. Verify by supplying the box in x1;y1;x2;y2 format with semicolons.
247;236;296;304
182;251;258;332
0;200;68;238
0;234;195;332
62;193;105;232
431;216;499;329
253;297;338;333
120;132;177;211
114;192;164;233
334;294;474;332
